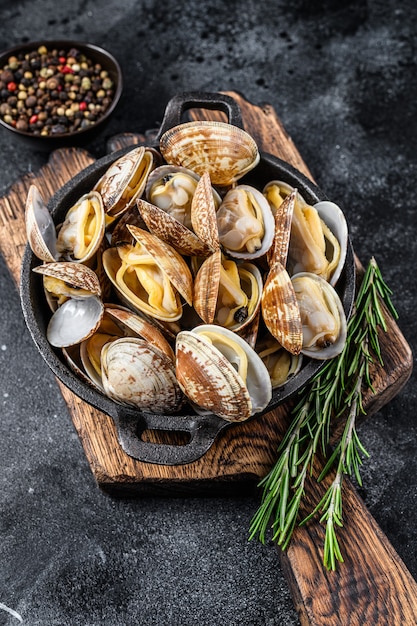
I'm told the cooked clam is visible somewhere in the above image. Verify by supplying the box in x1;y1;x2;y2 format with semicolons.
55;191;105;263
101;337;183;413
25;184;58;263
102;242;182;322
292;271;347;359
159;120;260;186
175;324;272;422
94;146;156;218
256;332;302;389
264;181;347;286
145;165;200;230
33;261;102;309
102;226;193;323
193;250;262;332
216;184;275;259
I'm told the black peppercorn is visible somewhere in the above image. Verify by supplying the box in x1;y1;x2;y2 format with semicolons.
0;44;116;136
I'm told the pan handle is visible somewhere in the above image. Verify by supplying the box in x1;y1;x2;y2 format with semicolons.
155;91;244;141
112;407;230;465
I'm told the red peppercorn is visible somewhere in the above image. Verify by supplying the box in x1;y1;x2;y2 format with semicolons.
59;56;66;64
29;114;38;124
79;101;87;111
7;82;17;92
61;65;74;74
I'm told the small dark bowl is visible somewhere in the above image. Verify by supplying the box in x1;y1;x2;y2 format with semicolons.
19;92;356;466
0;40;123;149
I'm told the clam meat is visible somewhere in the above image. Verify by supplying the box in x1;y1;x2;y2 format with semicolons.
216;184;275;259
292;271;347;359
55;190;105;263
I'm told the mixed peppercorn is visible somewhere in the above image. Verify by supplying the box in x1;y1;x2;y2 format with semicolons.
0;44;116;136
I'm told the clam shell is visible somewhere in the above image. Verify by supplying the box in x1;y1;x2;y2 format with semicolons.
261;261;303;355
292;271;347;360
175;324;272;422
105;306;175;362
190;171;220;253
33;261;102;300
194;251;263;332
127;225;193;306
94;146;155;218
102;244;184;323
266;188;296;269
138;198;213;257
145;164;200;229
192;249;222;324
264;180;348;286
159;120;260;186
101;337;183;413
313;200;348;286
25;184;58;262
55;190;105;263
216;184;275;260
46;295;104;348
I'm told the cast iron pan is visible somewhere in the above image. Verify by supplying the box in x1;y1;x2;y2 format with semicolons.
20;91;356;465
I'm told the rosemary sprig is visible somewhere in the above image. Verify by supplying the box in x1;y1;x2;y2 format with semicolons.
249;257;398;569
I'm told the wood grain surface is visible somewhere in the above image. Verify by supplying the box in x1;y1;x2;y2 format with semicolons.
1;91;416;625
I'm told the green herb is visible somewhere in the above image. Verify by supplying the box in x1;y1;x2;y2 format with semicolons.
249;257;398;570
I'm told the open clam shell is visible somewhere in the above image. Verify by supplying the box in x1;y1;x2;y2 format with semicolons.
145;164;200;229
55;190;105;263
94;145;156;219
159;120;260;187
175;324;272;422
193;251;263;333
25;184;58;262
263;180;347;286
102;226;193;323
33;261;102;310
46;295;104;348
216;184;275;260
292;271;347;360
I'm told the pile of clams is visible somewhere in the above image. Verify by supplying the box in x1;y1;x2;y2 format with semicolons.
24;119;349;424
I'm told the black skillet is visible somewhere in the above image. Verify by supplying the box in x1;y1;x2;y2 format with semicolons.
20;91;356;465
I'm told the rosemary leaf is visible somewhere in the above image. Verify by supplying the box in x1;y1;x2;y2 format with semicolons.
249;257;398;571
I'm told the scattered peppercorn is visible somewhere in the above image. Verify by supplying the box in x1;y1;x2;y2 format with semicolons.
0;45;116;137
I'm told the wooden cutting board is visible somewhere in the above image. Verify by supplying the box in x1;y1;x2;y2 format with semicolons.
1;91;416;625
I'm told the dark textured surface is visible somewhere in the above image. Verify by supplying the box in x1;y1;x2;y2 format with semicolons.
0;1;416;624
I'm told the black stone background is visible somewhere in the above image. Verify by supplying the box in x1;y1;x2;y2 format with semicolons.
0;1;416;625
